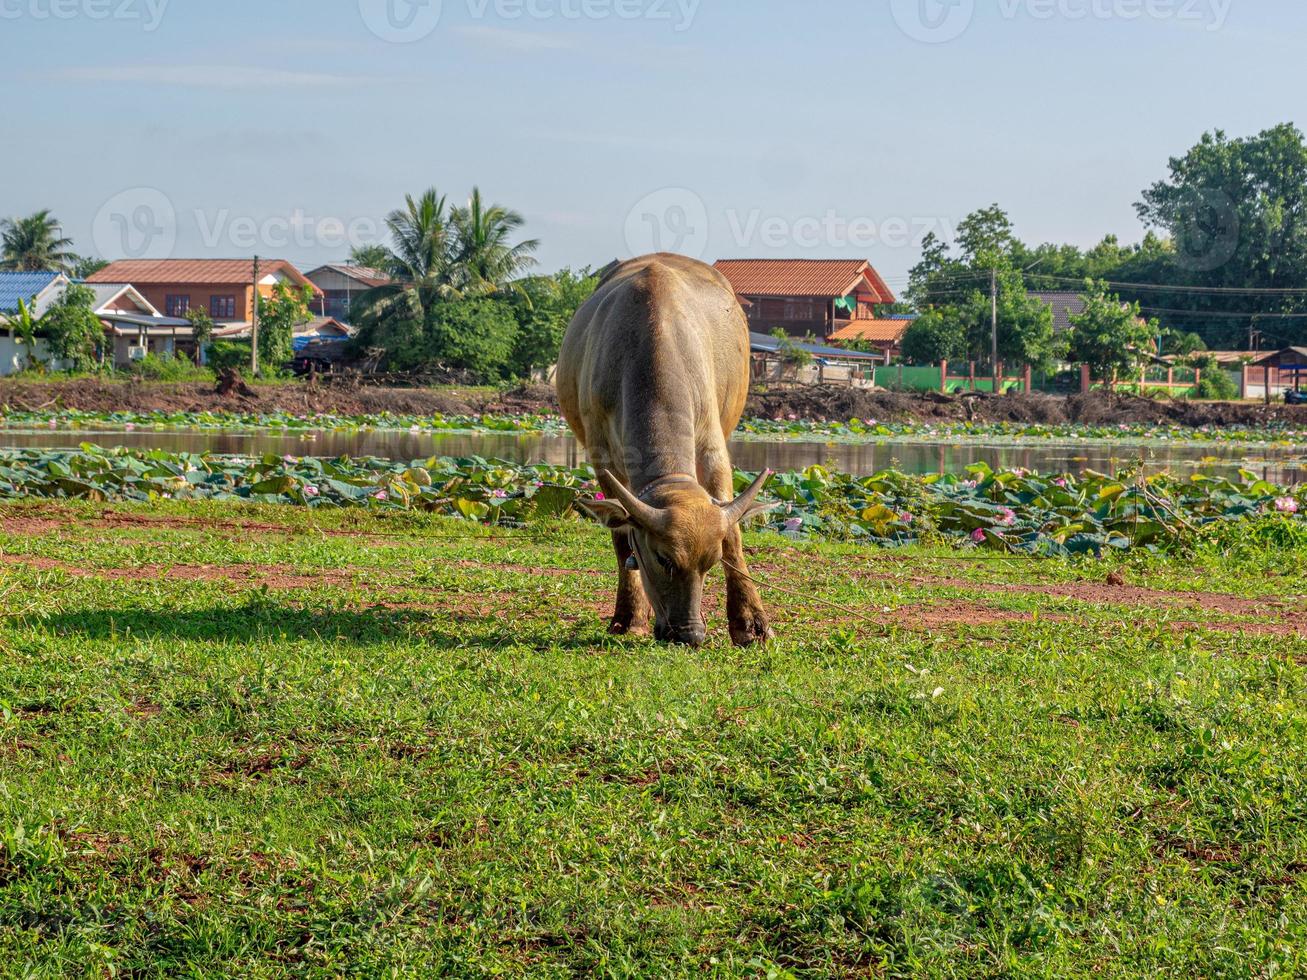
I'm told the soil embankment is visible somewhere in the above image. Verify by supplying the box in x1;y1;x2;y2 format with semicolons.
4;378;1307;429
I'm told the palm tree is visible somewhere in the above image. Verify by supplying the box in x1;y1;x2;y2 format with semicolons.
348;243;394;275
350;189;456;345
449;188;539;297
1;210;76;272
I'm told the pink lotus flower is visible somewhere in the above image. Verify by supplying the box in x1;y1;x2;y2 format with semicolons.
373;490;388;502
124;422;136;431
787;414;798;421
784;517;803;532
1053;478;1068;488
998;507;1017;526
1274;496;1299;514
303;485;319;497
594;492;606;501
971;528;987;542
900;512;914;524
492;489;508;499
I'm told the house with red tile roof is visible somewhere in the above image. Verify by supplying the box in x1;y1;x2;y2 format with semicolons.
714;258;897;339
87;259;320;329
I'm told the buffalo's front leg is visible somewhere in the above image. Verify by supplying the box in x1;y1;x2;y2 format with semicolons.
608;530;651;635
704;460;772;647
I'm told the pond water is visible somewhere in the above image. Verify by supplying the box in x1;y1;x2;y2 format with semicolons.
4;427;1305;484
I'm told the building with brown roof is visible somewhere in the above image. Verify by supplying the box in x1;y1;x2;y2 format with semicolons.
87;259;320;328
826;317;915;359
304;264;392;323
714;258;897;339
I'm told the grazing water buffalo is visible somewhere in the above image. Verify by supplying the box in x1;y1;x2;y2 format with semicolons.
556;253;775;647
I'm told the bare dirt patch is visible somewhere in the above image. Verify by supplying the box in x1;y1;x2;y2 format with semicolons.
8;377;1306;428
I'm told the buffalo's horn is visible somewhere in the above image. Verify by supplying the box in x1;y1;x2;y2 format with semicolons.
720;469;774;525
596;470;664;529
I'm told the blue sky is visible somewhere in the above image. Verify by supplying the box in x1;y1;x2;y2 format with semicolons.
3;0;1304;292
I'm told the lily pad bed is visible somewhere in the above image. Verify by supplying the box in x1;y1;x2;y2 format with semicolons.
5;408;1307;448
2;446;1304;556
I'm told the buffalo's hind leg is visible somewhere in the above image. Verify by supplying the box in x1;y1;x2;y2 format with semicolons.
608;530;651;636
703;457;772;647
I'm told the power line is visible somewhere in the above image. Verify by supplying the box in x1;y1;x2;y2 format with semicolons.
1019;272;1307;296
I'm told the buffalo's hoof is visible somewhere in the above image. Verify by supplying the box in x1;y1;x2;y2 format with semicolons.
608;616;650;637
729;613;772;647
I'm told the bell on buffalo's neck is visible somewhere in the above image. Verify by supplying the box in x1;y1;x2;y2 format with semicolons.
625;555;639;571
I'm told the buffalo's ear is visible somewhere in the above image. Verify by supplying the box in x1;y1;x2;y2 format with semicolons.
579;497;633;530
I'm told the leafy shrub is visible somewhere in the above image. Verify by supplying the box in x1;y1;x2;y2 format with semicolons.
127;352;213;382
207;340;252;375
1189;356;1239;400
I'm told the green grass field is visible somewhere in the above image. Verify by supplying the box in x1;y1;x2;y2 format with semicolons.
1;500;1304;977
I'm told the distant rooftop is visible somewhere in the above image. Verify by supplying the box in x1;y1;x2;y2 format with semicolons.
0;271;63;314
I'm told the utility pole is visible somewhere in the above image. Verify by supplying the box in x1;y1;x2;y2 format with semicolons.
250;255;260;376
990;266;999;392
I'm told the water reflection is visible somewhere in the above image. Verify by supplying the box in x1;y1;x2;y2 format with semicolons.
3;428;1303;484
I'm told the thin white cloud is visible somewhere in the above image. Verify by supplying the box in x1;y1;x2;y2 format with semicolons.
452;25;578;52
46;64;371;90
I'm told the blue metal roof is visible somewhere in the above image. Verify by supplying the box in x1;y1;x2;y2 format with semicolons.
748;331;882;362
0;271;62;314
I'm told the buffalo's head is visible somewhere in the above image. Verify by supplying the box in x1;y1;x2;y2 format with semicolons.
584;469;775;646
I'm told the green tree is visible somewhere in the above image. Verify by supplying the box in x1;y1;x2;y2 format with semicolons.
1134;124;1307;346
900;309;965;365
1;210;75;272
71;255;109;280
1067;281;1157;386
40;283;103;371
186;306;215;365
425;298;519;378
256;283;313;370
908;209;1056;370
507;267;598;378
1188;352;1239;400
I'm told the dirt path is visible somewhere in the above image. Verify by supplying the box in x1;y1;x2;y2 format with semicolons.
4;551;1304;640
